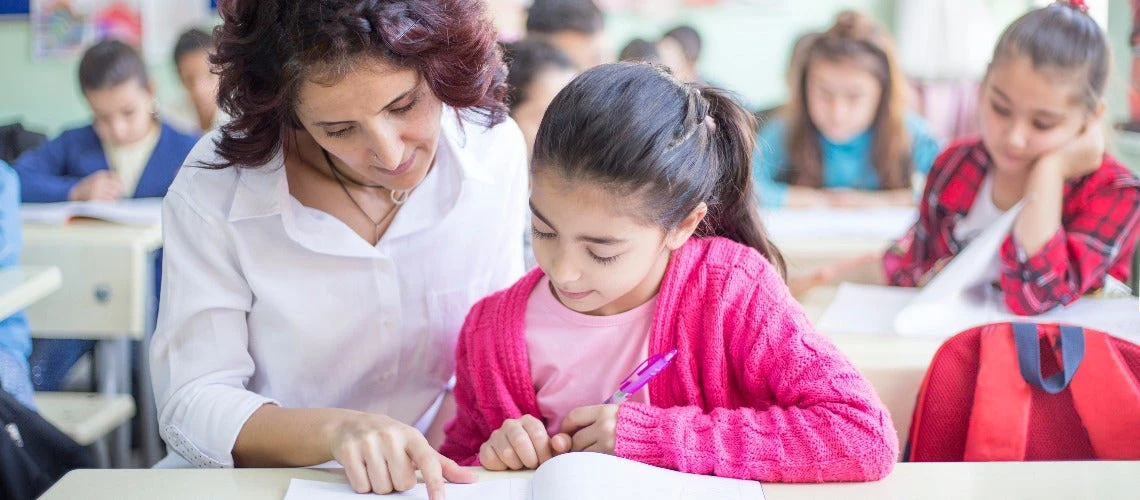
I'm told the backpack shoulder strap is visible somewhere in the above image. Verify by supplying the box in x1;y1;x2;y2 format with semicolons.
1067;330;1140;459
963;323;1033;461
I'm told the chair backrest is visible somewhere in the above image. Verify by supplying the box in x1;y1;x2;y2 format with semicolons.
905;322;1140;462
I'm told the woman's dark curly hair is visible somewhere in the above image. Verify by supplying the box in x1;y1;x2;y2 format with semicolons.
210;0;509;168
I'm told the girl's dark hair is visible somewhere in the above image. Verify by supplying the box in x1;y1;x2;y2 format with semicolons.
173;28;213;67
78;39;149;92
210;0;509;168
990;1;1109;111
503;38;576;113
784;11;910;190
532;63;786;278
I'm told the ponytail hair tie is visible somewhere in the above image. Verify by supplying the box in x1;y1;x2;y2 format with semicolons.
1061;0;1089;13
704;114;716;132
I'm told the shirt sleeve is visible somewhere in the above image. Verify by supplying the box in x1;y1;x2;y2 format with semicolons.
150;189;276;468
998;182;1140;315
906;114;942;176
10;133;83;203
488;120;528;291
614;266;898;482
883;147;954;286
753;120;790;208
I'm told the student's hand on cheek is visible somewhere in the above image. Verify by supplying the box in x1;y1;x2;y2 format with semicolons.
69;171;124;201
328;411;476;499
1037;119;1105;180
560;404;620;455
478;415;568;471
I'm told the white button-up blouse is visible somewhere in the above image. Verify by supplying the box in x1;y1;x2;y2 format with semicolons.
151;110;528;467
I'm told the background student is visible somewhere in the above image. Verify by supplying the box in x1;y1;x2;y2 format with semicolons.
657;25;702;83
170;28;226;134
12;40;197;392
618;38;663;64
11;39;197;204
884;1;1140;315
753;11;941;209
525;0;608;71
504;38;578;158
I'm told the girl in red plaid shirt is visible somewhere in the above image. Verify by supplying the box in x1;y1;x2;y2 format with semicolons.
884;0;1140;315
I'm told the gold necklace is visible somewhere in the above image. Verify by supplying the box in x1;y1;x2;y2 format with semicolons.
323;149;408;243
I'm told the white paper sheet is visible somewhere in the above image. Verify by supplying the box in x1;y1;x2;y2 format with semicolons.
531;453;765;500
893;202;1024;336
281;453;765;500
818;282;1140;342
762;207;917;242
283;478;530;500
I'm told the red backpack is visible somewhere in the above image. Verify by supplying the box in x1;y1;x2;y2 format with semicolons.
905;322;1140;461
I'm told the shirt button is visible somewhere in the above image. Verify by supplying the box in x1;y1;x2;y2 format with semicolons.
380;370;394;382
384;319;397;330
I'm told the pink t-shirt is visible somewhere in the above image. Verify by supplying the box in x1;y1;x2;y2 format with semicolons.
525;276;654;434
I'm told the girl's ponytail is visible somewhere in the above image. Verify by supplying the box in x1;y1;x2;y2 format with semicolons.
698;86;787;279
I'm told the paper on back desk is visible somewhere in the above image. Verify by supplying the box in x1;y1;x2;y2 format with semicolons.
892;201;1024;336
818;282;1140;341
762;207;917;241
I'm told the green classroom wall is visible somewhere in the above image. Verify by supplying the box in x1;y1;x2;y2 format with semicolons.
0;0;1129;137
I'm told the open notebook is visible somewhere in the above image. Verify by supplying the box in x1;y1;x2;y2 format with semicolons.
20;198;163;225
282;453;765;500
817;202;1140;340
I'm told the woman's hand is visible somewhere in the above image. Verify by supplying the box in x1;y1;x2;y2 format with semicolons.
560;404;621;455
479;415;571;471
326;410;476;498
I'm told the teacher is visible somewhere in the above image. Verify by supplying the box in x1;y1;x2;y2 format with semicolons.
149;0;527;496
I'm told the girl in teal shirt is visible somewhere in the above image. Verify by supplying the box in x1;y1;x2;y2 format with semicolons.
754;11;941;209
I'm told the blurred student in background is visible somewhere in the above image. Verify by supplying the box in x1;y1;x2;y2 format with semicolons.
658;25;702;83
619;38;662;64
12;40;196;391
753;12;940;209
526;0;608;71
171;28;226;133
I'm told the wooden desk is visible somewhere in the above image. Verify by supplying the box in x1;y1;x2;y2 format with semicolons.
21;219;164;466
0;265;62;319
40;461;1140;499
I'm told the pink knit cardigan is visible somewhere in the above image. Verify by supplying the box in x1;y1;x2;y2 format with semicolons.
440;237;898;482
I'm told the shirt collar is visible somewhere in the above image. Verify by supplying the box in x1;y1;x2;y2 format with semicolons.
225;107;499;257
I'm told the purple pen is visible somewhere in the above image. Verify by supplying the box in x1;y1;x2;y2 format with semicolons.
605;348;678;404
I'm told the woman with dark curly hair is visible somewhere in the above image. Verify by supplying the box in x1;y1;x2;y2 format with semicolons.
149;1;528;496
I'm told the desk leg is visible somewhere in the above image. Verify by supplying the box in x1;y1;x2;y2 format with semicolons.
96;337;131;467
138;334;161;465
138;249;162;465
